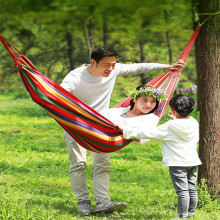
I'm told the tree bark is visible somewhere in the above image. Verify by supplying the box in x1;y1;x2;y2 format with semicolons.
103;14;108;46
140;41;146;85
194;0;220;196
164;10;172;65
84;6;95;62
66;31;75;71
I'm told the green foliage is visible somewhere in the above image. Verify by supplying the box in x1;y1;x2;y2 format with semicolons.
0;0;197;93
0;93;219;219
197;179;220;213
128;86;167;101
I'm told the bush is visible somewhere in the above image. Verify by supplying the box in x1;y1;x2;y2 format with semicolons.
197;178;220;213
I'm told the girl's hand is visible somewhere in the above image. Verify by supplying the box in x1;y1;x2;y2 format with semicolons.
168;111;176;119
116;125;139;142
116;125;123;132
132;138;140;142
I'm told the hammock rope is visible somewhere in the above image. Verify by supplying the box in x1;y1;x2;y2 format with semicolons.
0;25;201;153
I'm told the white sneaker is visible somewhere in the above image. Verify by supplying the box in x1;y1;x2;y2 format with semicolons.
78;200;92;215
188;213;195;217
93;201;127;214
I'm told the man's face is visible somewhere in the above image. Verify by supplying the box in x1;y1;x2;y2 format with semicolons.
91;56;116;77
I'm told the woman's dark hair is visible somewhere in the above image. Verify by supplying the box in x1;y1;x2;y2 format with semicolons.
129;85;159;113
169;94;196;117
91;47;118;63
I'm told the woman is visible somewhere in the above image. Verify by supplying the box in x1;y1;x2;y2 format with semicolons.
100;85;167;144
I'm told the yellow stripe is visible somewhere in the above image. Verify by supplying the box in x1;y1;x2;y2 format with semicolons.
153;72;170;88
49;112;123;142
76;136;102;153
156;73;172;91
39;102;108;153
22;66;110;127
20;57;31;68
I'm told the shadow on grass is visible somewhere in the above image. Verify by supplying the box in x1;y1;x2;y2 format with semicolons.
0;104;50;118
25;197;79;216
92;211;173;219
0;161;31;173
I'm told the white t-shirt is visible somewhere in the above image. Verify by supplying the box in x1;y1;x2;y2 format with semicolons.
100;108;159;144
123;116;202;167
60;63;164;112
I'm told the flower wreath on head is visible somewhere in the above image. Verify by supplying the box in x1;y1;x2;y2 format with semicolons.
128;86;167;101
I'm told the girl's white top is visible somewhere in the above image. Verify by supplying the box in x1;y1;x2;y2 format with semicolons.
100;108;159;144
123;116;202;167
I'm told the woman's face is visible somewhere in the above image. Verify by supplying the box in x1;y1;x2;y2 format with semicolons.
133;96;157;114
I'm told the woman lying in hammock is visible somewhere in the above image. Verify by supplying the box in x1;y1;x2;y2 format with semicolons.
100;85;167;144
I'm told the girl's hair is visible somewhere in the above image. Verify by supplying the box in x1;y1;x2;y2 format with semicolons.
169;94;196;117
91;47;118;63
129;85;159;113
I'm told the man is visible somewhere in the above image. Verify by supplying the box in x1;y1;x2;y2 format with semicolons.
60;47;184;215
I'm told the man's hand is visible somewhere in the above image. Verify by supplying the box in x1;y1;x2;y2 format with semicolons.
163;59;185;71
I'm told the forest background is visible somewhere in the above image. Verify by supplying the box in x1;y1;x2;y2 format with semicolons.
0;0;198;96
1;0;219;219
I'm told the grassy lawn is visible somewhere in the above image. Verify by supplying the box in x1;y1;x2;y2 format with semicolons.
0;93;219;220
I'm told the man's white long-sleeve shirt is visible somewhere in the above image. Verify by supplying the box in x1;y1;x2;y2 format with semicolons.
123;116;202;167
60;63;164;112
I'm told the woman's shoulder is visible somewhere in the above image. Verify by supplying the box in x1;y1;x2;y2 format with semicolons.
139;113;159;124
100;107;128;116
143;113;159;120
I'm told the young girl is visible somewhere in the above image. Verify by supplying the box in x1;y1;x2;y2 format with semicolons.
122;94;202;219
100;85;166;144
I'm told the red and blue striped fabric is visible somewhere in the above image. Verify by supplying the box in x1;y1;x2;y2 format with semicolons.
0;25;201;153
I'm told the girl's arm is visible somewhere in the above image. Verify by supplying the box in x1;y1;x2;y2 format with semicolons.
123;122;170;141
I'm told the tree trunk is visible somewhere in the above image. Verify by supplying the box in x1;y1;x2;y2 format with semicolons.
164;10;173;65
194;0;220;196
140;41;146;85
103;14;108;46
84;6;95;62
66;31;75;71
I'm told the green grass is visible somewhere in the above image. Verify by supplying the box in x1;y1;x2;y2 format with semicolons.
0;93;219;220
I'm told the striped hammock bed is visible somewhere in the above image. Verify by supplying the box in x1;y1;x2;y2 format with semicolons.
0;25;201;153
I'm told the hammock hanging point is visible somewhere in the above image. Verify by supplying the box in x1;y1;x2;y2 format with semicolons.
0;26;202;153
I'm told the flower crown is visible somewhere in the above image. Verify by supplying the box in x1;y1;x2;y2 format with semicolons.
128;86;167;101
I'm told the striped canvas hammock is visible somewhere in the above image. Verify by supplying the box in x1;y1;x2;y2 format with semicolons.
0;25;201;153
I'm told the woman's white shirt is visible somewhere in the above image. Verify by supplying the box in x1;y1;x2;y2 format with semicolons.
100;108;159;144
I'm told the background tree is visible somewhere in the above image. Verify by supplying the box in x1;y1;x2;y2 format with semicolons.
0;0;197;94
193;0;220;195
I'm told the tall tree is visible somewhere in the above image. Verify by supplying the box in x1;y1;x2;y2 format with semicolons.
194;0;220;195
66;31;75;70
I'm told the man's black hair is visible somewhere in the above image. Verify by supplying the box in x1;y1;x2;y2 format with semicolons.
169;94;196;117
91;47;118;63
